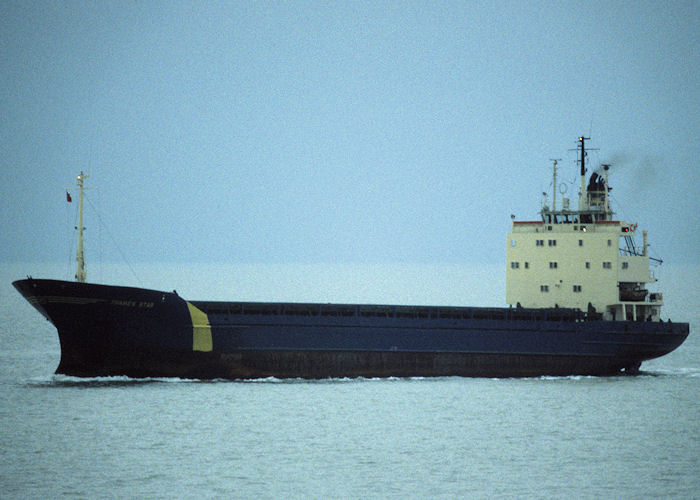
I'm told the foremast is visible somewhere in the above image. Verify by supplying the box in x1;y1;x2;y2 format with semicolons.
75;171;87;283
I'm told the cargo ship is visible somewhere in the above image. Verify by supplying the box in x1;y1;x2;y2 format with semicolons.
13;137;689;378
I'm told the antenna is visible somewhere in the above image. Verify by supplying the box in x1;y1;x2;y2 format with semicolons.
549;158;562;212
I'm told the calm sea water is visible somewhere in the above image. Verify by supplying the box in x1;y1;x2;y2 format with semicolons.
1;263;698;499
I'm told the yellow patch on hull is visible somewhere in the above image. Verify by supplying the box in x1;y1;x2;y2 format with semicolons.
186;302;212;352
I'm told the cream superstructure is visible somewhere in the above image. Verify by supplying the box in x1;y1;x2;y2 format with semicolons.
506;137;662;322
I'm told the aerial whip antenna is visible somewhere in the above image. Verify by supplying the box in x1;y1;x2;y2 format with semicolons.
549;158;562;212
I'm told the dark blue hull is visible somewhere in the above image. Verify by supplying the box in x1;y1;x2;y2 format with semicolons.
13;279;689;379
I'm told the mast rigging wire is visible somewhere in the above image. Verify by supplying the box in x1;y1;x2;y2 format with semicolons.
84;193;142;286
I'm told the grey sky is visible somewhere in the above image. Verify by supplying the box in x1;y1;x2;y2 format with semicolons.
1;1;698;266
